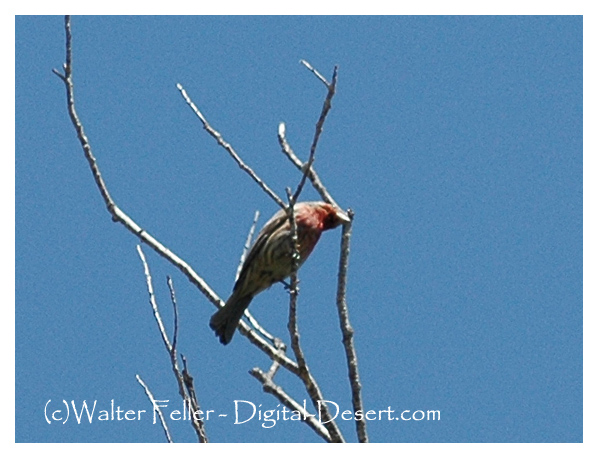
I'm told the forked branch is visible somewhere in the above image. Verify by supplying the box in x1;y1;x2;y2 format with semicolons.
55;15;366;443
52;15;300;377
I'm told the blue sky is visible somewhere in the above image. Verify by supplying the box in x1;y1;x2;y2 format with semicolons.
15;15;582;443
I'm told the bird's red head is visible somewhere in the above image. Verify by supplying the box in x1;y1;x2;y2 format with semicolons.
295;202;350;232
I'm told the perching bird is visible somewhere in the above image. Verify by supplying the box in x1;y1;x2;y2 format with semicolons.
210;201;350;344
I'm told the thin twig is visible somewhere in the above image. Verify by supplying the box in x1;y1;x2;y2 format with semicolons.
265;354;281;379
53;15;300;377
278;122;339;208
56;16;363;443
137;246;172;349
239;317;299;374
167;278;208;441
135;375;173;443
167;276;179;356
249;367;331;442
136;246;209;442
285;190;345;443
236;210;260;282
293;63;338;202
300;59;330;87
177;83;285;209
180;355;207;442
335;211;368;442
244;311;276;343
53;20;219;308
262;339;287;380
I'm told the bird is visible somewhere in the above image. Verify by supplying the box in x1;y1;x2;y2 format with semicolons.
210;201;350;345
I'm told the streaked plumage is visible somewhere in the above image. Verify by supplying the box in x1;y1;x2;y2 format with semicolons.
210;201;349;344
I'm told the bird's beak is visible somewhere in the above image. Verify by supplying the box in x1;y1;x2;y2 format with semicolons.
335;208;351;224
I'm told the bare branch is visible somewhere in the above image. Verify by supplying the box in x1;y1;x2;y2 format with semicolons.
250;367;331;442
335;211;368;442
135;375;173;443
53;15;300;377
285;190;345;443
51;67;66;82
265;350;281;379
56;16;364;443
300;59;330;87
53;19;220;307
177;83;285;208
278;122;339;208
167;276;179;356
180;355;209;443
243;311;276;343
136;246;209;442
293;63;338;202
137;246;172;349
239;319;300;374
236;210;260;282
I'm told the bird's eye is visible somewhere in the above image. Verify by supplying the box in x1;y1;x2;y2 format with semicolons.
324;213;337;228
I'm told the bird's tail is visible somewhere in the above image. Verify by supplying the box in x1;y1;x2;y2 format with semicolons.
209;293;253;345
